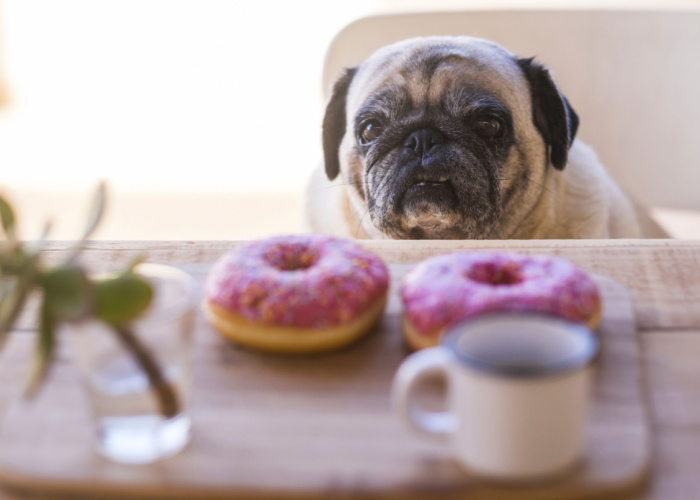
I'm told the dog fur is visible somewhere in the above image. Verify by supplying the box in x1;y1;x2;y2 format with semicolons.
306;36;641;240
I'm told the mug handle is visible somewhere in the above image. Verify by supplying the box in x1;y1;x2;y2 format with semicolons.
391;347;456;439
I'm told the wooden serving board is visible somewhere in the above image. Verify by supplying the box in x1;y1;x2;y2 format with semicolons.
0;264;650;499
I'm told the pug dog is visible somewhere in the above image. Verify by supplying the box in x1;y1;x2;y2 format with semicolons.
305;36;643;239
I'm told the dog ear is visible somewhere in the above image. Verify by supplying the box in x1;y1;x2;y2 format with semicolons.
322;67;357;180
516;57;579;170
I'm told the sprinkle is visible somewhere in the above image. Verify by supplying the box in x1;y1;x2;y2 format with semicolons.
401;252;600;336
204;234;389;328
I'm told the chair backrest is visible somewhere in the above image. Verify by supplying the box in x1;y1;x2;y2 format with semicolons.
323;10;700;211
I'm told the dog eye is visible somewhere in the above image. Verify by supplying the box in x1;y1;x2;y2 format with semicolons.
359;120;383;144
473;116;503;138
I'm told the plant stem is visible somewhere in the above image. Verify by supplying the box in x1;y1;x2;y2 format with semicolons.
112;325;180;418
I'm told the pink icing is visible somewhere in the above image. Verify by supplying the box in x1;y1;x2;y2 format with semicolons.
400;252;601;336
205;234;390;329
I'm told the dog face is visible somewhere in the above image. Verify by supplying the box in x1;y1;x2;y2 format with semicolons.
322;37;579;239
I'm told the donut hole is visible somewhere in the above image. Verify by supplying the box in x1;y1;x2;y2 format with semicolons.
466;262;522;286
264;246;318;272
277;257;315;271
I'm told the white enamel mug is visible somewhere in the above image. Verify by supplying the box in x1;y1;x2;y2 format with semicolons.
392;313;600;481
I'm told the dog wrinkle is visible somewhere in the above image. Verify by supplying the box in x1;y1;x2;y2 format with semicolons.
312;35;642;240
347;154;366;201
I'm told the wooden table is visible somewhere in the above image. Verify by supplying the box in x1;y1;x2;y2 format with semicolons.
1;239;699;500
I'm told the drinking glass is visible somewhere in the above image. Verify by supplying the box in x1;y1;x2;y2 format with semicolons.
68;263;197;464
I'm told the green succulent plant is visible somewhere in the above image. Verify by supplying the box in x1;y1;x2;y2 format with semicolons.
0;184;179;418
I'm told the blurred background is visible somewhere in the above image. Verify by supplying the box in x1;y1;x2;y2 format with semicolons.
0;0;699;240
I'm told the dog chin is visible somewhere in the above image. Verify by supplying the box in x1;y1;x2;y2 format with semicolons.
380;211;472;240
382;187;464;239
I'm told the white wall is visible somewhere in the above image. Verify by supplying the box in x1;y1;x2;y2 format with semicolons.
0;0;382;195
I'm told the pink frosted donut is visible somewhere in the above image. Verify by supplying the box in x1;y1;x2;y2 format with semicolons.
203;234;390;353
400;252;601;350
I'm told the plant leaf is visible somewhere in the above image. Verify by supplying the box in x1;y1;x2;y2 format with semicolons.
0;194;16;242
41;265;93;322
64;182;107;264
95;273;153;326
27;220;52;255
80;181;106;242
25;301;56;397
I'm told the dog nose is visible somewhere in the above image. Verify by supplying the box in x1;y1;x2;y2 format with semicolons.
404;128;445;157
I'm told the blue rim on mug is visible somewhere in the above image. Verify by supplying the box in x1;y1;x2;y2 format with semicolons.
441;313;600;379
